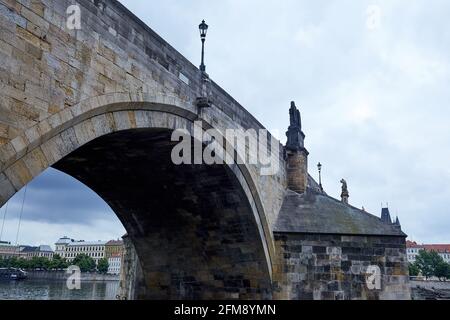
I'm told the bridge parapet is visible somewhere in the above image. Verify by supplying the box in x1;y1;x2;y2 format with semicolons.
0;0;288;233
0;0;411;300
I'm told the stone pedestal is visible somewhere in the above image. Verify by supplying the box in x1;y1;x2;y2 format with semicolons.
286;149;308;194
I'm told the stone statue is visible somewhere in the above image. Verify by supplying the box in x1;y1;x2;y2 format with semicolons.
286;101;306;151
289;101;301;128
340;179;347;192
340;179;349;204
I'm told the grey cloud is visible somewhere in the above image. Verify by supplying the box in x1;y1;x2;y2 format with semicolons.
1;168;117;225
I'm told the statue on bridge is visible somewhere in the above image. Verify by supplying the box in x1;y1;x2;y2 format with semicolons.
340;179;349;204
289;101;302;129
286;101;306;152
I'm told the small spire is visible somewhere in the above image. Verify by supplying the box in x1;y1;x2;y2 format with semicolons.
394;216;401;227
381;207;392;224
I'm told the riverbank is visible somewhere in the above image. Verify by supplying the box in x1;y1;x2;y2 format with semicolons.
25;270;119;282
411;280;450;300
0;279;119;300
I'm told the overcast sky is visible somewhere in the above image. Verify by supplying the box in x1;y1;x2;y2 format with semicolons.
1;0;449;247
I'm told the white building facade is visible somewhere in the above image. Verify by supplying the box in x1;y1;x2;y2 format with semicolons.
407;241;450;264
107;253;122;275
55;237;107;265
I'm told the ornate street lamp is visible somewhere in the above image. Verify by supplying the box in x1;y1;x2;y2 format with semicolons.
199;20;208;72
317;162;323;192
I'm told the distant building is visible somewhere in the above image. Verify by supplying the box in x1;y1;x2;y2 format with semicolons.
407;240;450;264
0;242;23;259
55;236;107;265
21;245;54;260
0;242;53;260
107;253;122;275
105;240;124;259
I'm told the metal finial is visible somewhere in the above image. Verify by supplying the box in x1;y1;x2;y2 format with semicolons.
317;162;323;192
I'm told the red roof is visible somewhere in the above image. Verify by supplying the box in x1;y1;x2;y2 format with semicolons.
407;240;450;253
110;252;122;257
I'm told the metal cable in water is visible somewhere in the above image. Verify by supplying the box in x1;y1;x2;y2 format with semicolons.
15;184;28;247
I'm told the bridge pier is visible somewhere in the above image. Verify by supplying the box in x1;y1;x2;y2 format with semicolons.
0;0;410;300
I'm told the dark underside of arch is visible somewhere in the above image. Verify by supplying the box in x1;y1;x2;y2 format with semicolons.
52;128;272;299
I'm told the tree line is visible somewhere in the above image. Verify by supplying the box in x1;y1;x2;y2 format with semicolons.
0;253;109;274
409;250;450;281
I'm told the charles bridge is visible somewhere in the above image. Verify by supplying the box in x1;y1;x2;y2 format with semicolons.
0;0;410;299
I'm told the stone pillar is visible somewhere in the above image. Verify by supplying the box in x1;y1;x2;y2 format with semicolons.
341;191;349;204
286;149;308;193
118;234;145;300
285;101;309;194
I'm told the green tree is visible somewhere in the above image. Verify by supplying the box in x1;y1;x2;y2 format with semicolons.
49;254;68;270
72;254;96;272
7;257;18;268
16;258;30;269
409;263;420;277
97;258;109;274
29;256;51;270
435;261;450;281
415;250;446;279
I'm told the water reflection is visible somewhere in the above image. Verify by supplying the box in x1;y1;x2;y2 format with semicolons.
0;280;119;300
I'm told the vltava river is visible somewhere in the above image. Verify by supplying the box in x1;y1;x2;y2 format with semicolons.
0;280;119;300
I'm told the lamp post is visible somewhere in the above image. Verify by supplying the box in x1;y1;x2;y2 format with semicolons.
199;20;208;72
317;162;323;192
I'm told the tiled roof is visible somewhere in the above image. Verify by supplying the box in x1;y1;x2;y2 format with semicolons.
106;240;123;246
55;237;73;245
407;241;450;253
39;245;53;252
275;190;406;236
19;245;54;253
20;246;37;253
56;237;108;246
67;240;107;246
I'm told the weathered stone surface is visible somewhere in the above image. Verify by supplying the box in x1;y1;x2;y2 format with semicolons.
0;0;410;300
275;190;406;236
272;233;410;300
0;0;281;262
0;172;15;203
286;150;308;193
53;128;272;300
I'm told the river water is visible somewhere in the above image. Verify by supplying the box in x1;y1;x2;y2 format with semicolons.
0;280;119;300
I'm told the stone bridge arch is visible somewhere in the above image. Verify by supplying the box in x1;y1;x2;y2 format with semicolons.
0;0;412;300
0;93;274;299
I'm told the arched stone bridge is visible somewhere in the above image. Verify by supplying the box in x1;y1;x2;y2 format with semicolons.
0;0;410;300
